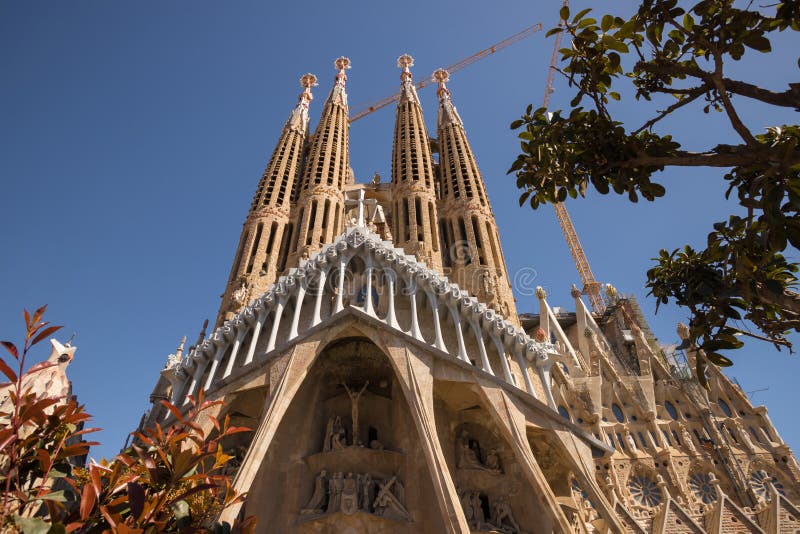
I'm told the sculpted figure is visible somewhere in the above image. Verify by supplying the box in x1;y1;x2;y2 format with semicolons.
470;492;487;529
326;472;344;513
373;476;410;521
734;420;757;452
457;430;485;470
625;432;637;454
492;496;521;533
360;473;374;513
340;472;359;515
680;424;697;455
343;381;369;446
485;448;502;473
331;416;346;450
232;281;248;306
460;490;475;525
301;470;328;514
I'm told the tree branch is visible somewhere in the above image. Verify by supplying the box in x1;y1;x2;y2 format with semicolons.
723;79;800;109
633;88;706;134
616;148;800;169
713;53;758;146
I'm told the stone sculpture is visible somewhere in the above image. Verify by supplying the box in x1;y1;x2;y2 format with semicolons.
485;448;502;473
343;381;369;446
301;470;409;522
340;472;359;514
323;415;347;452
493;496;522;533
373;476;411;522
301;470;328;514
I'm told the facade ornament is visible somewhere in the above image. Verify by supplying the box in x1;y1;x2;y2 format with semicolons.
680;424;697;455
570;284;582;299
535;286;547;300
301;470;328;514
373;476;410;521
323;415;347;452
232;280;248;306
343;381;369;446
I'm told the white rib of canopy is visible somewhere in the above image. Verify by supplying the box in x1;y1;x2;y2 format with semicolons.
159;226;560;411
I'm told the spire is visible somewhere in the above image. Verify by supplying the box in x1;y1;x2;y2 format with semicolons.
434;68;463;128
216;75;317;325
397;54;419;104
291;57;351;260
390;54;442;270
435;70;517;322
328;56;351;108
286;73;318;135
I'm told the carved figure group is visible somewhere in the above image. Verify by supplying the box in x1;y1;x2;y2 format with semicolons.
457;430;502;473
459;489;523;533
323;416;347;452
301;471;410;521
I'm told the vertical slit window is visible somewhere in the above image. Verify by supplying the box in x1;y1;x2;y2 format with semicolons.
306;201;317;246
414;197;423;241
320;199;330;244
429;202;438;251
277;223;292;272
471;215;485;265
246;223;264;274
292;209;303;253
403;198;411;241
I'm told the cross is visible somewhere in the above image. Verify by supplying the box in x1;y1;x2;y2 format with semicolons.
344;188;376;227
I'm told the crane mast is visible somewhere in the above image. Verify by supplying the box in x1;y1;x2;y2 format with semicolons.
543;1;606;314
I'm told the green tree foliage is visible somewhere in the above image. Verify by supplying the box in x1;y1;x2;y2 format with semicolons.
1;306;256;533
508;0;800;385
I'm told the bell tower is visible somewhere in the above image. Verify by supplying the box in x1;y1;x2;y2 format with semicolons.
390;54;442;271
289;57;352;263
434;69;517;323
217;73;317;325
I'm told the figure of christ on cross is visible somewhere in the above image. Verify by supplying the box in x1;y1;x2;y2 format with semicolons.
342;381;369;446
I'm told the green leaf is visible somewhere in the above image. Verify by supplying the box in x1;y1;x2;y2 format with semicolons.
546;27;564;37
559;6;569;22
572;8;592;23
601;14;614;32
743;34;771;53
706;352;734;367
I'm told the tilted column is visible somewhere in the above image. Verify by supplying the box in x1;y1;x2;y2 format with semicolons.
289;57;351;264
216;74;317;326
390;54;442;271
434;69;518;325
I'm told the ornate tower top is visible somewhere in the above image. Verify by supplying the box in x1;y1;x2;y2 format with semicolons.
287;73;318;134
433;68;462;127
397;54;418;104
330;57;351;107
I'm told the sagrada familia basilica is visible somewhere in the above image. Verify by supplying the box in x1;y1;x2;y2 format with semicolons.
139;56;800;532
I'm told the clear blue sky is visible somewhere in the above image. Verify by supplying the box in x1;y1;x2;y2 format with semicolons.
1;1;798;461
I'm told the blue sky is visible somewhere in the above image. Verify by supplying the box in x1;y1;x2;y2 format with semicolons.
1;1;798;461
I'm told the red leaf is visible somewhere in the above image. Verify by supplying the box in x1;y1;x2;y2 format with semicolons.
127;482;145;520
0;341;18;360
24;309;31;330
0;358;18;382
90;464;102;497
80;483;96;520
31;325;63;347
159;399;185;423
31;305;47;328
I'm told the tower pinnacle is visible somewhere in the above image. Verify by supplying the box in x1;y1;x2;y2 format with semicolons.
397;54;418;104
330;57;351;107
287;74;318;134
433;68;462;127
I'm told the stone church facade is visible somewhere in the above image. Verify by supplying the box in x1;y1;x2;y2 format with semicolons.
142;56;800;533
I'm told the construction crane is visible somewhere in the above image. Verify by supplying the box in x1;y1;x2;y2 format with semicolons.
349;22;543;123
541;1;606;314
